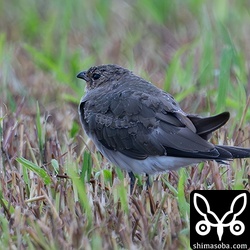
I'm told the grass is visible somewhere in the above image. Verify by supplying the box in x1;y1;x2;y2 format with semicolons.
0;0;250;249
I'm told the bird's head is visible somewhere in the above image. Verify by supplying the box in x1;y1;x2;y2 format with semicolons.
77;64;130;90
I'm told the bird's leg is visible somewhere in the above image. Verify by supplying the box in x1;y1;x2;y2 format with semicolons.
128;172;136;194
146;173;151;189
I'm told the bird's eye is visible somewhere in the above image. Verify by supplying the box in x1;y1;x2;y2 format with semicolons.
92;73;101;80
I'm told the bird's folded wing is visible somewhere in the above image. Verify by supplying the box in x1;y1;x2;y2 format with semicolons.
80;89;220;160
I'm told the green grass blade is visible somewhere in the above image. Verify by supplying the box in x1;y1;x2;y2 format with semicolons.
216;47;233;113
16;157;51;185
36;102;43;156
177;168;190;217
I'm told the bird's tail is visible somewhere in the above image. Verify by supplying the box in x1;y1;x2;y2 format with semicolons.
215;145;250;160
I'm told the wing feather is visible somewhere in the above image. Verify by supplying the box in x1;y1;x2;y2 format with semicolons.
80;88;222;160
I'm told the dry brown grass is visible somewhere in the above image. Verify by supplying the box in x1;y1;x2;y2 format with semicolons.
1;1;250;249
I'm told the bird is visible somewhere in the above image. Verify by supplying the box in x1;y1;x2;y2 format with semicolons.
77;64;250;188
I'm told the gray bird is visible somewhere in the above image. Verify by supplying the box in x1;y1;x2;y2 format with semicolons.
77;64;250;186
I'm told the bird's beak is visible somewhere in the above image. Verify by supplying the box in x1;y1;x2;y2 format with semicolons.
77;71;89;81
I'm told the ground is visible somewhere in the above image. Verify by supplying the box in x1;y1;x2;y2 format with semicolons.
0;1;249;249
